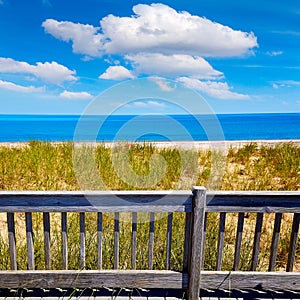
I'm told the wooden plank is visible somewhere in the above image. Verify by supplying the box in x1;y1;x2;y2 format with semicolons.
1;190;300;213
0;270;188;289
131;212;137;270
80;212;85;269
269;213;282;271
199;271;300;291
287;213;300;272
61;212;68;270
187;187;206;300
233;212;244;271
166;212;173;270
201;213;207;268
206;192;300;213
7;213;17;270
0;191;193;212
183;212;192;271
216;212;226;271
114;212;119;270
97;212;102;270
251;212;263;271
206;207;300;213
148;212;155;270
3;270;300;291
25;212;35;270
43;212;51;270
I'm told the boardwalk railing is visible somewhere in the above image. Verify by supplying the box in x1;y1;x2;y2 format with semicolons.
0;187;300;299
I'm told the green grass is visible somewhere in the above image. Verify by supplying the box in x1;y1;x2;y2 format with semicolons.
0;141;299;272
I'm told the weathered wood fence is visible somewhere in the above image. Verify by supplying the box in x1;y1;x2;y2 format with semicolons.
0;187;300;299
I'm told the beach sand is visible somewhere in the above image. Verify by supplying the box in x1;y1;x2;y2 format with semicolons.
0;139;299;150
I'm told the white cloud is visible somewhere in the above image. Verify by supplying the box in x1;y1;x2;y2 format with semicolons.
178;77;249;100
0;80;45;93
99;65;134;80
148;76;175;92
43;3;257;58
42;19;104;57
59;90;93;100
273;80;300;87
42;3;257;99
101;3;257;57
266;51;283;56
127;100;166;108
0;57;77;84
126;53;222;79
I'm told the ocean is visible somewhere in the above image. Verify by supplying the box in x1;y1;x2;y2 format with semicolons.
0;113;299;142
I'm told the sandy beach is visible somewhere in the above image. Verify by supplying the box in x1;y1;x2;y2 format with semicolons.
0;139;299;150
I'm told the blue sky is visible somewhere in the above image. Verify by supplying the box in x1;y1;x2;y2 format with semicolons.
0;0;300;114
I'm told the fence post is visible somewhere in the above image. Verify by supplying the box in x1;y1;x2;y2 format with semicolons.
188;186;206;300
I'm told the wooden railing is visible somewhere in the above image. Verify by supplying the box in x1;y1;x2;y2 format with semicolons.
0;187;300;299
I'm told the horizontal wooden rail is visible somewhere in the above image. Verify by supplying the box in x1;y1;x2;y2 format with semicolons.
0;190;193;212
0;270;188;289
206;191;300;213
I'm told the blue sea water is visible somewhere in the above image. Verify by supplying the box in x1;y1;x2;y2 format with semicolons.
0;113;299;142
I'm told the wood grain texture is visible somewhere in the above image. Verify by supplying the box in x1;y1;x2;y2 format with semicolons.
216;212;226;271
0;270;188;289
7;212;17;270
199;271;300;291
148;212;155;270
2;270;300;291
251;213;263;271
114;212;119;270
183;212;192;271
25;212;35;270
269;212;282;271
97;212;102;270
188;187;206;300
61;212;68;270
0;191;193;212
287;213;300;272
80;212;85;269
233;212;244;271
131;212;137;270
43;212;51;270
166;212;173;270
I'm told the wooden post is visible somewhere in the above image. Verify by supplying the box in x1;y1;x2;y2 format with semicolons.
25;212;35;270
43;212;51;270
7;213;17;270
61;212;68;270
188;186;206;300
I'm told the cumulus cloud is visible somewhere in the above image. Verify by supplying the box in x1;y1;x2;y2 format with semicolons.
42;19;104;57
101;4;257;57
43;3;257;58
0;80;45;93
0;57;76;84
59;90;93;100
99;65;134;80
178;77;249;100
126;53;222;79
148;76;175;92
42;3;257;99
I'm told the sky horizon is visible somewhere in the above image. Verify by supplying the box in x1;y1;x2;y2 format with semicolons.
0;0;300;115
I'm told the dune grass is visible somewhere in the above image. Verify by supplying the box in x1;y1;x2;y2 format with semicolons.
0;141;299;271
